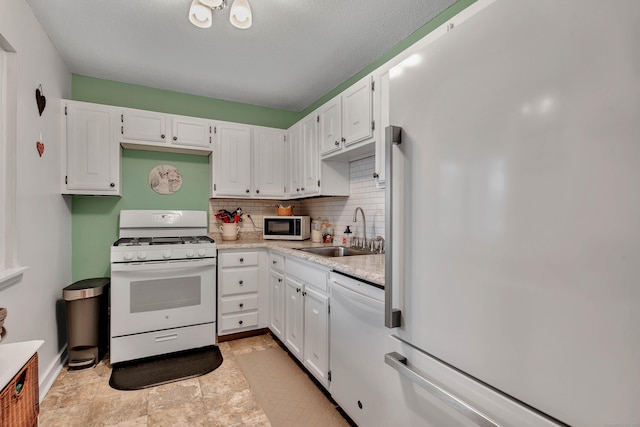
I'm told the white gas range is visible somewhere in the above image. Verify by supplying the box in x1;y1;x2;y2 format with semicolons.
110;210;217;364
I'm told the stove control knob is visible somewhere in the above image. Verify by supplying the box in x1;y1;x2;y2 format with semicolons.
186;249;195;258
163;250;172;259
124;252;133;261
197;249;206;257
137;252;147;260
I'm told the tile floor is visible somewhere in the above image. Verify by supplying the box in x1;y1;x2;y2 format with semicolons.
38;334;350;427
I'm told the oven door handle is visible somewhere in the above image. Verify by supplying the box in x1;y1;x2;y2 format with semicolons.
111;258;216;272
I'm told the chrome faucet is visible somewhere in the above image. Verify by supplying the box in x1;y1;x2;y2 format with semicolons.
353;207;367;249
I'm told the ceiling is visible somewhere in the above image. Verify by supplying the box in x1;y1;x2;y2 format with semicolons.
26;0;456;112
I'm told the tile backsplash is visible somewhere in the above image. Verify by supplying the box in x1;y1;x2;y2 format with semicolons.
209;156;385;242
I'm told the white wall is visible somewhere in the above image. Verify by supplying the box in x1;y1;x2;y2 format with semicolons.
0;0;71;397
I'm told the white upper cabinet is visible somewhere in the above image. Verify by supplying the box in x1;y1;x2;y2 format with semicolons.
120;109;166;144
301;113;320;196
253;127;285;198
119;108;212;154
212;122;252;197
287;123;302;197
319;75;375;161
63;101;120;195
318;96;342;156
373;69;390;186
171;115;213;149
342;75;373;146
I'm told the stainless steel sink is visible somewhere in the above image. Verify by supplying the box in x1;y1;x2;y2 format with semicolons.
297;246;378;257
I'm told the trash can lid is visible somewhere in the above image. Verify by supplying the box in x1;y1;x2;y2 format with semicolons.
63;278;110;301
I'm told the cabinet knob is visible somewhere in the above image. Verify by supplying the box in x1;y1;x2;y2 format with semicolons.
278;278;282;282
256;189;260;194
239;303;244;308
239;257;244;263
272;260;277;264
373;173;379;178
302;291;307;296
161;134;166;139
239;280;244;285
296;288;301;293
334;141;339;146
246;189;250;193
110;183;115;188
301;187;305;191
173;136;177;141
358;400;363;410
341;137;346;143
296;188;300;192
239;320;243;325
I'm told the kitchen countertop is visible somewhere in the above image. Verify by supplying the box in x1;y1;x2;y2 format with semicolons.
211;237;385;287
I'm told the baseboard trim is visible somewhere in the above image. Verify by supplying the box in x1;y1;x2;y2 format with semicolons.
217;328;270;342
39;344;67;402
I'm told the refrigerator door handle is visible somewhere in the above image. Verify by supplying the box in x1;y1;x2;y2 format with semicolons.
385;125;402;328
385;351;502;427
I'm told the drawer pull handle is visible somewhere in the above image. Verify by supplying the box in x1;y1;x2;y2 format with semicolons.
155;333;178;343
239;320;243;325
239;303;244;308
239;280;244;285
239;257;244;263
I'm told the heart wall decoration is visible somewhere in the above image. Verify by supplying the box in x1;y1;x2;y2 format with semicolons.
35;84;46;116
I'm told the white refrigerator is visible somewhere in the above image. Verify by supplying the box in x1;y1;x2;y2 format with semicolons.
384;1;640;426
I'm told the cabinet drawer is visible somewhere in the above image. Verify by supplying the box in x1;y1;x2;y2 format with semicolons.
220;312;259;332
219;251;258;268
219;268;259;295
286;258;328;292
270;252;285;272
220;294;259;315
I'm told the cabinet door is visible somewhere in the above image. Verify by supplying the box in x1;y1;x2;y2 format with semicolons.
287;124;302;197
301;114;320;196
253;127;285;198
303;286;330;388
269;270;285;340
121;109;167;143
213;123;252;197
374;70;390;186
284;276;304;361
65;102;120;195
172;116;212;149
318;97;342;155
342;75;373;146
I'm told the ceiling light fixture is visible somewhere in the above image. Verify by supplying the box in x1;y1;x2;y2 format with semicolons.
188;0;252;30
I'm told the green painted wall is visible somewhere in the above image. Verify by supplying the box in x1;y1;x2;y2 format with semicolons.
71;0;476;281
72;75;301;129
72;150;209;281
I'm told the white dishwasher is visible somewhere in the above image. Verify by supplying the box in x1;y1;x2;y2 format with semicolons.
329;271;388;427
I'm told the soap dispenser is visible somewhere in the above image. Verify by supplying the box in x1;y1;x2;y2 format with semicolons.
342;226;352;247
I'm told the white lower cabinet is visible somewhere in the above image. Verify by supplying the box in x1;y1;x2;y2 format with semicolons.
217;250;267;336
269;254;330;389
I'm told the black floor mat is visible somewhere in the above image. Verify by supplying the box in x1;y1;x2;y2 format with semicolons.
109;345;223;390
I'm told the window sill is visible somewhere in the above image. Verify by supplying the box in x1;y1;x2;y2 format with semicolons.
0;266;29;291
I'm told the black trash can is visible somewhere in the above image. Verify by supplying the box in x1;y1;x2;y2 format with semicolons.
62;278;110;369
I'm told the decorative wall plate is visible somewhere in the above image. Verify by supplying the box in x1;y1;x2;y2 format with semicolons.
149;164;183;195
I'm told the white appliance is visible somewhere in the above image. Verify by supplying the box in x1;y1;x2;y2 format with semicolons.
263;215;310;240
384;1;640;426
110;210;217;364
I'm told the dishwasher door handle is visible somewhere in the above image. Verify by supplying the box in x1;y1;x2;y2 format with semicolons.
385;351;502;427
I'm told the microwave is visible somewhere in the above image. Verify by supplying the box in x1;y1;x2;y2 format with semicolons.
263;216;310;240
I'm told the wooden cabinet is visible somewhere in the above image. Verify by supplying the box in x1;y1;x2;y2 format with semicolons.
62;100;120;195
319;75;376;161
212;124;286;198
119;109;213;154
212;122;252;197
253;127;286;198
281;256;331;388
300;113;321;196
217;250;261;336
